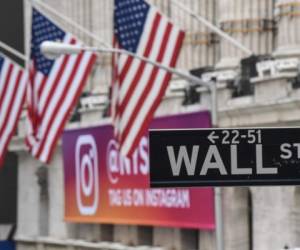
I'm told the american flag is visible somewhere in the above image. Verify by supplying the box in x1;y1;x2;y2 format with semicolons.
111;0;185;156
26;9;96;163
0;55;27;167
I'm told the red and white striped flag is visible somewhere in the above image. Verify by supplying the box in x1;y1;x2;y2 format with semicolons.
0;55;27;167
26;9;96;163
111;0;185;156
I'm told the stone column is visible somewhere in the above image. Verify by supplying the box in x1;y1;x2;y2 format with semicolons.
251;187;295;250
292;187;300;247
223;187;250;250
274;0;300;58
16;152;41;237
48;147;68;239
217;0;274;69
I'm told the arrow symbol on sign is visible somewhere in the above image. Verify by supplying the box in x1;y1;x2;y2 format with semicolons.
208;131;219;144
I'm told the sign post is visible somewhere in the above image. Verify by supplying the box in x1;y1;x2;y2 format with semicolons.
150;128;300;187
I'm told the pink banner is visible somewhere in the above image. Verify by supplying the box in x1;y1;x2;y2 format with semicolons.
62;111;215;229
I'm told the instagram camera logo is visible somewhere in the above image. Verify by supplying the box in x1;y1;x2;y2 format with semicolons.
75;135;99;215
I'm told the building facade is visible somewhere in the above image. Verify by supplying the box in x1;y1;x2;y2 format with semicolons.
6;0;300;249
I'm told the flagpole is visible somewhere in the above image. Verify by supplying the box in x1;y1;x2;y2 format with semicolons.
28;0;110;48
169;0;253;56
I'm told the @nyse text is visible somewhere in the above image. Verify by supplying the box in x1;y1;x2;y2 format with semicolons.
106;137;149;185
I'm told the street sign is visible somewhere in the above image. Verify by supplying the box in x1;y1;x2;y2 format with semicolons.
149;128;300;187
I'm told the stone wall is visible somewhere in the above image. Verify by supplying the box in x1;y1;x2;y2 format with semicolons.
217;0;274;69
